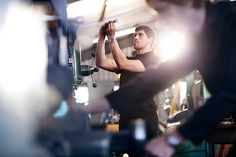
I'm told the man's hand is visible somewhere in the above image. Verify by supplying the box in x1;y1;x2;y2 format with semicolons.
145;131;184;157
107;21;116;37
145;136;175;157
100;20;116;38
99;24;106;39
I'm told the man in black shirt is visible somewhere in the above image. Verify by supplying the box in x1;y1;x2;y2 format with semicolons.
96;23;161;139
82;0;236;156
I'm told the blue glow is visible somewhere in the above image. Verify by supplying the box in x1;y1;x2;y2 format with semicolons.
53;100;68;118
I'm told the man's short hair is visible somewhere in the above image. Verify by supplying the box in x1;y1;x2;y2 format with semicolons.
135;25;156;40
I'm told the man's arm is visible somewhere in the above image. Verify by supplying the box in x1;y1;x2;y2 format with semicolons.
96;23;144;72
107;22;145;72
95;32;119;72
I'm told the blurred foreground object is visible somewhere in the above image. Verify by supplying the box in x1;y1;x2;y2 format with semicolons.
0;1;59;156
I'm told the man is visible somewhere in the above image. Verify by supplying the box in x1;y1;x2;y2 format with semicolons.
96;22;161;139
81;0;236;156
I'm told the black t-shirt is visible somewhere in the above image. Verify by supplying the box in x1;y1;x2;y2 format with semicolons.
119;51;158;87
118;51;161;138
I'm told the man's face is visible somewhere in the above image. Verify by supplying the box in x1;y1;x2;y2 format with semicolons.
133;30;152;50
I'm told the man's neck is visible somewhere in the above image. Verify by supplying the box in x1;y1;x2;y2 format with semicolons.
136;48;153;55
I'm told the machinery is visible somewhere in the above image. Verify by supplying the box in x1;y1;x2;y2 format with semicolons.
38;112;148;157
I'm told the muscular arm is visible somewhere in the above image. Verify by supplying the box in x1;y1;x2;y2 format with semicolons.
109;41;145;72
107;22;145;72
96;35;119;72
96;23;144;72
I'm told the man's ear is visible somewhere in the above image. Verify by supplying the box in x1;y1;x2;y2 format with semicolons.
149;37;155;48
149;36;154;41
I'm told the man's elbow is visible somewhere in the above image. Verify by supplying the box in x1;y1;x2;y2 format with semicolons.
116;62;126;70
96;60;105;67
96;61;101;68
96;61;108;70
96;63;104;69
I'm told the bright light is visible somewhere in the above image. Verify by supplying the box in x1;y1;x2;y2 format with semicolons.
0;3;47;94
122;153;129;157
0;3;52;156
67;0;146;20
158;30;187;62
74;86;89;103
179;81;187;103
54;101;69;118
67;0;103;20
113;85;120;91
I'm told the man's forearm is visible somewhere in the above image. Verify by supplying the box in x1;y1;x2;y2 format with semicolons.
108;39;127;68
96;39;106;66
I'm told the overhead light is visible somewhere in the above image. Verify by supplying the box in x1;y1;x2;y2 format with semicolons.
67;0;103;19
